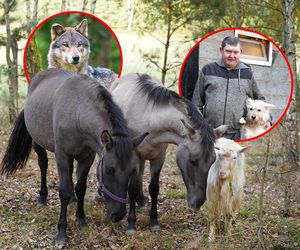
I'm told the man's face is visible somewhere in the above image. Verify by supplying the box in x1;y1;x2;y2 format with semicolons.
220;44;241;70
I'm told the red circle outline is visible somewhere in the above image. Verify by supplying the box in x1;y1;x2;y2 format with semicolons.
23;11;123;84
177;27;294;143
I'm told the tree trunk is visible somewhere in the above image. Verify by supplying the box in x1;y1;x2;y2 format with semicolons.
161;0;172;85
61;0;66;12
26;38;43;81
82;0;88;12
281;0;298;217
235;0;243;27
4;0;17;123
26;0;31;35
90;0;97;14
127;0;135;31
32;0;39;28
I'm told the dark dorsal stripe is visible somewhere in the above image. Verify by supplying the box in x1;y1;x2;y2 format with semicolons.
136;73;215;160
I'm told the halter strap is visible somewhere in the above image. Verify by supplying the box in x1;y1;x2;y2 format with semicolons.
97;151;128;204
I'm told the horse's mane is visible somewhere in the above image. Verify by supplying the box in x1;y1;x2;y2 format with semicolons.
82;75;133;162
136;73;215;160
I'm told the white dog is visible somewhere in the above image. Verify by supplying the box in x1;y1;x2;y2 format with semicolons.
239;98;275;139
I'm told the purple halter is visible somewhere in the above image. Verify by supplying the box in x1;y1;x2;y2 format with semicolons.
96;151;128;204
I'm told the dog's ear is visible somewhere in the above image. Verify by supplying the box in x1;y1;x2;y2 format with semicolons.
263;102;275;109
51;24;65;41
75;19;88;37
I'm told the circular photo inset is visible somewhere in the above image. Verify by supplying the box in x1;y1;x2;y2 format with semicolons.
24;11;122;87
179;28;293;142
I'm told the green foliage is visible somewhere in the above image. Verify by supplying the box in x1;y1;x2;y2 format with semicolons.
165;189;186;199
34;14;121;73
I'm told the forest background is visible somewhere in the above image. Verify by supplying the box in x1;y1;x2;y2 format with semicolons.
0;0;299;249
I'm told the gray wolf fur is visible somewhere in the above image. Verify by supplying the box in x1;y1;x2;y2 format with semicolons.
48;19;117;87
240;97;275;139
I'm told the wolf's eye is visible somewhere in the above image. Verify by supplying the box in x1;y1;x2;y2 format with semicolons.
77;42;82;47
62;42;69;47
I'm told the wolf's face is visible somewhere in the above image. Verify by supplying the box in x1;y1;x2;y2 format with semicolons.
48;20;90;72
245;98;274;125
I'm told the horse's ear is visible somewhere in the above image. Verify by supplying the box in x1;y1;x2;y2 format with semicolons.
101;130;113;150
214;125;228;139
51;23;65;41
180;119;200;140
75;19;88;37
132;132;149;148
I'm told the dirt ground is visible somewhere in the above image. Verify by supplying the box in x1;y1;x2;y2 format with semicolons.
0;126;299;249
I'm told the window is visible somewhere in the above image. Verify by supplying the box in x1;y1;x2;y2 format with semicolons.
235;30;273;66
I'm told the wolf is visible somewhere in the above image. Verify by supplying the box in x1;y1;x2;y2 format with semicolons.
47;19;117;88
239;97;275;139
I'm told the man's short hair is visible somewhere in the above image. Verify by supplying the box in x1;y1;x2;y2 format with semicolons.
221;36;241;49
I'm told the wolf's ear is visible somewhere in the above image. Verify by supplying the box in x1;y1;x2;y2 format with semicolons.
75;19;88;37
51;24;65;41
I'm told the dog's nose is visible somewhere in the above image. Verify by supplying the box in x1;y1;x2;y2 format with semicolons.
72;56;80;63
251;115;256;120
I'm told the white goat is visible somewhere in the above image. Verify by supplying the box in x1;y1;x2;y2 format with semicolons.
206;138;250;241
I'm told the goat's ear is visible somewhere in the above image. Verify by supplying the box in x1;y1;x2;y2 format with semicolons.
214;125;228;139
101;130;113;150
240;145;251;154
132;132;149;148
51;23;65;41
75;19;88;37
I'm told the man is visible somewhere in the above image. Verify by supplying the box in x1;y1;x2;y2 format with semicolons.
192;36;265;140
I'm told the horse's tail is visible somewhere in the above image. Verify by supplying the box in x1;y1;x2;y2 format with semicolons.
1;110;32;175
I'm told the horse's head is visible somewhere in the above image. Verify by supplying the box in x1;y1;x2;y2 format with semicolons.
176;122;227;211
98;131;148;222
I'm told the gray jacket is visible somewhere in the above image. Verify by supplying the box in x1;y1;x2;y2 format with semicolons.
192;60;264;133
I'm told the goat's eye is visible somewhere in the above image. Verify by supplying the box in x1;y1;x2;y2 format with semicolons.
62;42;69;47
106;167;115;176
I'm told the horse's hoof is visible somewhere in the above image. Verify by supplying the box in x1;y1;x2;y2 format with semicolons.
76;218;87;229
125;229;136;235
150;224;161;232
36;201;46;208
55;235;67;249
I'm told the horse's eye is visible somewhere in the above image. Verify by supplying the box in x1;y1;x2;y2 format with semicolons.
63;42;69;47
106;167;115;176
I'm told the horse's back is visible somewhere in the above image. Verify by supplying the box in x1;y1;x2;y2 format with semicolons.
25;69;72;151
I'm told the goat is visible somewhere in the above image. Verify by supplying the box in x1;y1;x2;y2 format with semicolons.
206;137;251;241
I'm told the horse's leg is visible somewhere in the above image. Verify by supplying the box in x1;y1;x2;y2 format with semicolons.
55;152;74;247
33;142;48;208
75;152;95;228
148;151;166;231
126;168;139;235
136;158;146;209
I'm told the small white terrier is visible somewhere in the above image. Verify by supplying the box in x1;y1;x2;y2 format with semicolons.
239;98;275;139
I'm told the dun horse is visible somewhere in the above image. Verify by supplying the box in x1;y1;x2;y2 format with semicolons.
105;73;224;233
1;68;146;246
